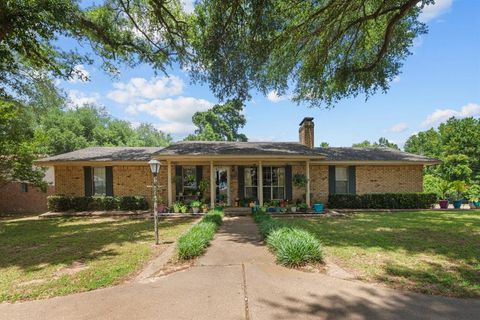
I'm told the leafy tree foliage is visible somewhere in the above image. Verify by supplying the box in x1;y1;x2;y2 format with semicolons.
352;137;399;150
184;100;247;141
405;117;480;183
36;105;172;156
319;142;330;148
191;0;430;106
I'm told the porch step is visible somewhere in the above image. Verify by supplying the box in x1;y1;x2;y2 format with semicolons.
223;207;252;216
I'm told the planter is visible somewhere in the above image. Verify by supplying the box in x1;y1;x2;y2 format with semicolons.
268;207;276;213
439;200;449;209
474;201;480;208
275;207;281;213
202;207;209;213
453;200;463;209
290;207;297;213
192;207;200;214
313;203;324;214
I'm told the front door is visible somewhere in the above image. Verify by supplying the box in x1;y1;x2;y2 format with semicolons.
215;167;230;206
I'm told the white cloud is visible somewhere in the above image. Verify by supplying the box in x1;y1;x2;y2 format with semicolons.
419;0;453;23
107;76;184;104
267;90;288;103
388;122;409;133
180;0;195;14
392;76;401;83
125;96;212;134
68;64;90;83
67;90;100;108
421;102;480;127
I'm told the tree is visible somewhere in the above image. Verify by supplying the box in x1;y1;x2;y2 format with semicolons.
352;137;399;149
128;123;173;147
184;100;248;141
1;0;189;102
404;117;480;183
319;142;330;148
191;0;430;106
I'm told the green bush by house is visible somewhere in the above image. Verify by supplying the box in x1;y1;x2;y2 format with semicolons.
47;195;149;212
328;193;438;209
253;210;323;266
177;210;224;260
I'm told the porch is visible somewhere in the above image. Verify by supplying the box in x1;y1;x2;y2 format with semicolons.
159;158;316;209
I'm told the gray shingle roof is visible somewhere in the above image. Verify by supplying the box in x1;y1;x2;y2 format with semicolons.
36;147;164;163
153;141;323;156
316;147;439;163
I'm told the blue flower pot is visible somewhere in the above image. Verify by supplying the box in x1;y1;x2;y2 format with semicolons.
453;200;462;209
474;201;480;208
313;203;324;214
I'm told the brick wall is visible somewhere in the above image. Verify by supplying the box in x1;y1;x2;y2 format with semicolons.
292;165;328;203
55;166;84;196
356;165;423;194
0;182;55;213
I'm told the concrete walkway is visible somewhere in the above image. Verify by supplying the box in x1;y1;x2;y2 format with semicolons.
1;216;479;320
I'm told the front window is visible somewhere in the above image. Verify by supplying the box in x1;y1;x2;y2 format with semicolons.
335;167;349;194
244;167;258;199
92;167;106;196
182;166;197;195
263;166;285;201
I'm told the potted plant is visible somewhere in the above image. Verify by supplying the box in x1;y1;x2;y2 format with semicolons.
290;205;297;213
466;184;480;209
202;203;209;213
451;180;466;209
180;203;189;214
438;180;450;209
191;200;202;214
313;201;324;214
298;202;308;213
173;201;184;213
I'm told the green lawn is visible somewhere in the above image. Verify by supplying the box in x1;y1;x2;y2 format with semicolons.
277;211;480;297
0;216;195;302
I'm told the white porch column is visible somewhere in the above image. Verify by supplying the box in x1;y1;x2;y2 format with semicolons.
167;160;172;206
306;160;311;207
258;161;263;206
210;161;215;208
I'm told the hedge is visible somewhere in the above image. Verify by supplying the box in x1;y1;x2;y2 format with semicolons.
47;195;149;212
328;193;438;209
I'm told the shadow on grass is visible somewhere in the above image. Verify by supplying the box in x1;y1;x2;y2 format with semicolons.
277;211;480;297
0;217;194;272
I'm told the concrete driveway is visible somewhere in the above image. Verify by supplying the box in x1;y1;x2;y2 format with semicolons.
1;216;478;320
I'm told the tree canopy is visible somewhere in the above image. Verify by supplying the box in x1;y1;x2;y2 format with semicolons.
405;117;480;184
352;137;399;149
184;100;247;141
190;0;430;106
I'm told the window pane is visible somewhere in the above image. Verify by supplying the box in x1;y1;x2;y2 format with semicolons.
276;168;285;186
263;167;272;186
244;167;257;187
335;167;348;181
272;187;284;200
245;187;257;199
93;167;106;196
335;181;348;194
183;166;197;193
263;186;271;201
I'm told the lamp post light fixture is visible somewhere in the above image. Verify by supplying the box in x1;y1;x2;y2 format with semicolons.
148;159;161;245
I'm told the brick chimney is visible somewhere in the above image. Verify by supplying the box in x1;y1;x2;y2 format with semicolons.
299;117;314;148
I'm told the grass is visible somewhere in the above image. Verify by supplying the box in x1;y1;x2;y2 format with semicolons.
177;210;224;260
0;215;195;302
277;211;480;297
253;211;323;266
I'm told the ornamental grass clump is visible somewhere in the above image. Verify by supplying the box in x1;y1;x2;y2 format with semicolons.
252;211;323;266
177;210;224;260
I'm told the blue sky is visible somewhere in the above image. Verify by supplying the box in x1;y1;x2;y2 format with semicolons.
61;0;480;148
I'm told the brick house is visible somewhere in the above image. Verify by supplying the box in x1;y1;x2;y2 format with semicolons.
35;118;439;208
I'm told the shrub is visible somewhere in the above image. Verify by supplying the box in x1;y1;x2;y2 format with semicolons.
119;196;148;211
47;195;148;212
47;196;71;212
328;193;438;209
177;210;224;260
267;228;323;266
252;211;323;266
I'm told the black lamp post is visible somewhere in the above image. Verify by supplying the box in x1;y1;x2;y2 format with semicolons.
148;159;161;245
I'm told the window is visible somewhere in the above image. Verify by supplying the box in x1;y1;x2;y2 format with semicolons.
182;166;197;195
244;167;258;199
335;167;349;194
263;166;285;200
92;167;106;196
20;183;28;193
